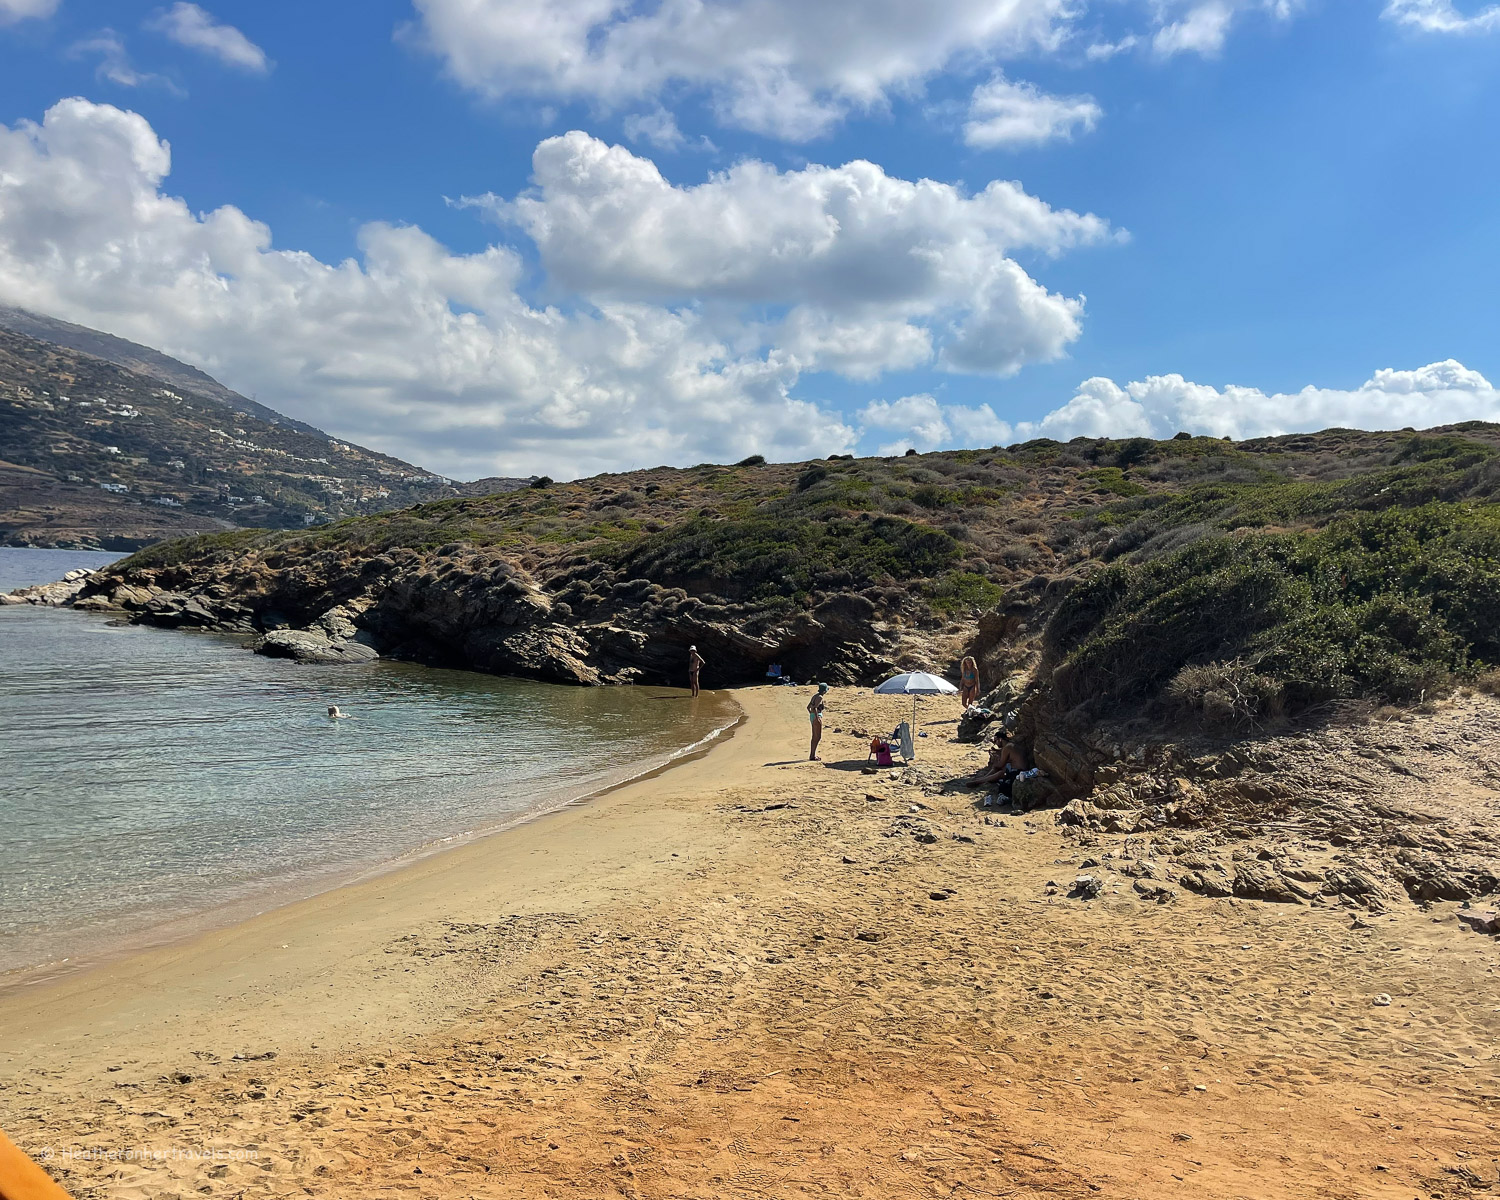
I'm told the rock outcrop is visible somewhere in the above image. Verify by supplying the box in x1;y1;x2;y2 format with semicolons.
0;567;96;607
252;629;379;665
63;544;906;689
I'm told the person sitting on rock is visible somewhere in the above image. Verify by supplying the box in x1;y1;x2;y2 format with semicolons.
967;737;1026;788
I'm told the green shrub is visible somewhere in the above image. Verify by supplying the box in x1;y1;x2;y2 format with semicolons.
616;514;960;600
928;571;1004;614
120;527;272;569
1083;467;1148;497
1044;502;1500;717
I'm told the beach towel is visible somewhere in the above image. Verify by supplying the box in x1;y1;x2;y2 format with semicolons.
897;721;915;761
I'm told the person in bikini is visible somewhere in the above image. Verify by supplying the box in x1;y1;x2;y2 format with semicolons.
807;682;829;761
959;655;981;707
687;645;704;696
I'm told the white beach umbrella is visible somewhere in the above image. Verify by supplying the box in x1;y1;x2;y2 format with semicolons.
873;671;959;750
873;671;959;697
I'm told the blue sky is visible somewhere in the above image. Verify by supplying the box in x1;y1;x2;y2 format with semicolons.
0;0;1497;477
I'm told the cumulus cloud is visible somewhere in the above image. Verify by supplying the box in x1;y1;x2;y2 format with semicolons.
408;0;1076;140
408;0;1310;134
1039;361;1500;440
859;393;1020;455
147;3;269;73
465;132;1114;377
963;75;1101;149
777;312;933;381
0;0;58;23
1383;0;1500;33
0;100;866;478
857;361;1500;451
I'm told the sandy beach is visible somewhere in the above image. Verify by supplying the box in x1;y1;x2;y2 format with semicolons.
3;685;1497;1199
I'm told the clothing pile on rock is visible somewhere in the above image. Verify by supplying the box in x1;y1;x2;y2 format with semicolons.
983;765;1045;805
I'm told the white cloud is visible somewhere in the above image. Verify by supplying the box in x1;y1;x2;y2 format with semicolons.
621;106;683;150
1018;376;1154;439
409;0;1077;140
860;393;1021;454
409;1;1309;133
69;30;182;93
0;0;57;23
778;311;933;380
1383;0;1500;33
1149;0;1301;57
963;74;1102;149
0;100;865;478
1153;1;1236;55
147;3;269;73
857;361;1500;451
1079;360;1500;439
861;394;954;454
466;132;1114;377
1085;34;1141;59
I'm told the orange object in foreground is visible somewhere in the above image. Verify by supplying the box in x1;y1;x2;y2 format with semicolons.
0;1130;72;1200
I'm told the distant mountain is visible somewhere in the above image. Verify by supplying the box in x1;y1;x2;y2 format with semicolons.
0;311;531;550
0;307;323;436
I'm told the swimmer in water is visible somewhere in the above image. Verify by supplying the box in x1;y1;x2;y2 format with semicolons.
327;705;350;719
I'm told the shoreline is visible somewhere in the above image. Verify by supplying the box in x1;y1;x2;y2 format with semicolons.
0;682;746;999
0;685;790;1073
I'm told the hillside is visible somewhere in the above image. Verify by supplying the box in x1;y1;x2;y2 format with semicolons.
28;421;1500;912
0;458;237;550
73;422;1500;693
0;315;530;548
0;306;323;434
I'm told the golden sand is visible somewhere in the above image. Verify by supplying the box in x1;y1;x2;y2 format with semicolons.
2;686;1496;1198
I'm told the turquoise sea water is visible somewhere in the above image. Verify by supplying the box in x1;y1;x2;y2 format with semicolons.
0;548;738;979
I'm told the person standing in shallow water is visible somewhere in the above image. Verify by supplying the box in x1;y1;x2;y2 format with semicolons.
960;655;981;707
807;682;829;761
687;645;704;697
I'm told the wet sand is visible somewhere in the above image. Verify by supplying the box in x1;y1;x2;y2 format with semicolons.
2;686;1497;1199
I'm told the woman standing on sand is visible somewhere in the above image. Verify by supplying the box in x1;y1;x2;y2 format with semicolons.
688;645;704;697
807;683;829;761
959;656;981;707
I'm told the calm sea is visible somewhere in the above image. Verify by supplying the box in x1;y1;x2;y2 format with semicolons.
0;547;738;980
0;546;125;591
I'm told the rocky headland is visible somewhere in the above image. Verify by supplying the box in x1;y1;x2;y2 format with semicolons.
17;423;1500;920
